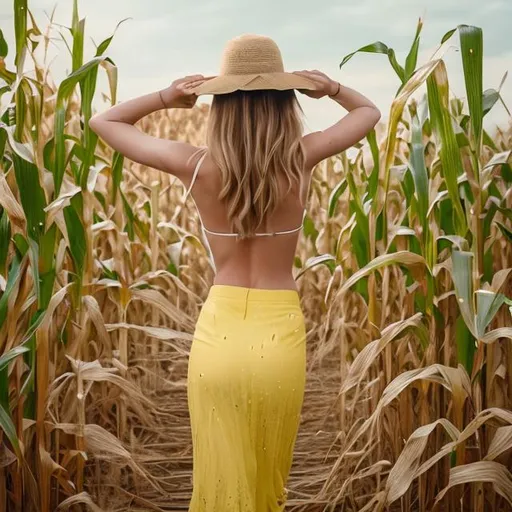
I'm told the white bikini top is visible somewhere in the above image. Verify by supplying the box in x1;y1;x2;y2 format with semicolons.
185;151;307;238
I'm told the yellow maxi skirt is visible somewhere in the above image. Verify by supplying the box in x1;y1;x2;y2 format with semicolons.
187;285;307;511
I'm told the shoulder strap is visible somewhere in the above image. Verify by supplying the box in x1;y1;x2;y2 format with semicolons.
185;149;207;199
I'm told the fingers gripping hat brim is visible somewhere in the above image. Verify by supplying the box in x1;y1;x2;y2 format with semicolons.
191;72;318;96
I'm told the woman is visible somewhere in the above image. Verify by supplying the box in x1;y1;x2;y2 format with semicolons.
90;34;380;512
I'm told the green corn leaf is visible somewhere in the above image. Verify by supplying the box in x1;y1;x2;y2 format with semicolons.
367;129;380;198
327;178;347;218
70;0;84;72
346;170;370;267
455;315;476;375
11;152;46;241
438;235;469;252
18;304;51;347
14;79;26;141
0;29;8;58
111;151;124;202
404;18;423;81
441;28;457;44
340;250;427;293
54;56;110;195
0;368;7;419
0;255;22;328
497;221;512;243
0;66;16;86
95;18;130;57
12;234;28;257
79;71;100;189
427;61;467;235
14;0;27;70
24;78;43;147
0;401;20;458
0;346;30;372
459;25;483;161
302;214;318;243
0;208;10;274
340;41;405;83
27;238;41;306
475;290;505;339
451;250;476;337
295;254;336;280
0;126;6;161
36;222;57;309
340;41;389;67
63;201;86;281
409;113;429;230
379;58;444;246
121;190;135;240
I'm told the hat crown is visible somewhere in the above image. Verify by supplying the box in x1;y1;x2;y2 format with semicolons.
220;34;285;76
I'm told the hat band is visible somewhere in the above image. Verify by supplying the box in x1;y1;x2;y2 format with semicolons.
220;59;285;75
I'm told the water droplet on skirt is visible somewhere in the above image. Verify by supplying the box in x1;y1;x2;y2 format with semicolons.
272;333;276;341
199;373;204;377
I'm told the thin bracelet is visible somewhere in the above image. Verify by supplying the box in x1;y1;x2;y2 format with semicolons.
158;90;167;109
329;82;341;98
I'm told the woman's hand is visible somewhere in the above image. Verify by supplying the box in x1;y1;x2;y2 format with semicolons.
293;70;339;99
159;75;211;109
299;73;381;169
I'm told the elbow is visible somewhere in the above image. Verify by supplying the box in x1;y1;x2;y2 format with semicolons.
89;114;105;134
89;114;100;133
371;107;382;127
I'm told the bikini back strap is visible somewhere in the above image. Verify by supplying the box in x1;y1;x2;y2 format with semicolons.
202;208;307;238
185;148;208;199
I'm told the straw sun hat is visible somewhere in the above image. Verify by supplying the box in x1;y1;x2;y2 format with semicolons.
190;34;318;95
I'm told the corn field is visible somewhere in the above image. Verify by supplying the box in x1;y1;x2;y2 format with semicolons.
1;1;512;511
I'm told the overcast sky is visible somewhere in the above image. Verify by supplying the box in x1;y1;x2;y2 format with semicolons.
1;0;511;133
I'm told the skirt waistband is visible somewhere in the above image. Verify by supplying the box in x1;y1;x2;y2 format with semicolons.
208;284;300;305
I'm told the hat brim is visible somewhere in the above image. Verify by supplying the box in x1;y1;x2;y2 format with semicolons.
190;72;318;96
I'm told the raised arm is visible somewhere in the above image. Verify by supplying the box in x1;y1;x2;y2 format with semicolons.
294;70;381;168
89;75;208;183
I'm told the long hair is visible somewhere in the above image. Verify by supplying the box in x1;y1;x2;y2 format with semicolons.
206;89;306;238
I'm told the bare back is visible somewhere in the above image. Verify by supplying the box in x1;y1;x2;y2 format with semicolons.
188;153;311;290
89;71;380;292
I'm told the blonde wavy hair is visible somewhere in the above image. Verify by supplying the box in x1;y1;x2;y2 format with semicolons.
206;89;306;238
